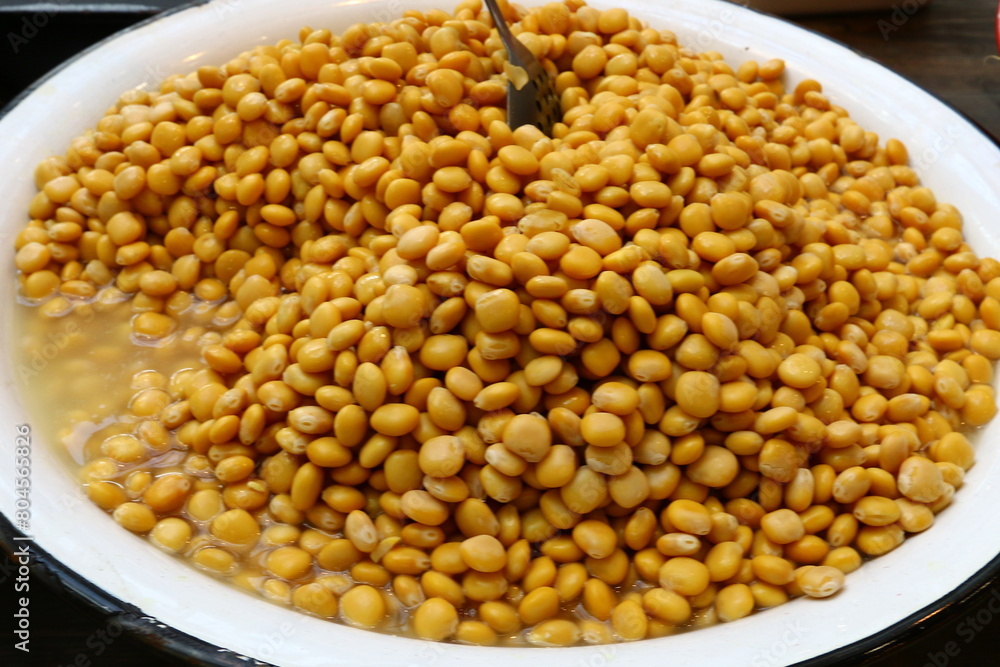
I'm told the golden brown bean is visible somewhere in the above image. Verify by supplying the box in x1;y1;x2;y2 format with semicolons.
413;598;459;641
112;503;157;533
460;535;507;573
340;585;387;628
17;5;1000;648
795;565;846;598
897;456;945;503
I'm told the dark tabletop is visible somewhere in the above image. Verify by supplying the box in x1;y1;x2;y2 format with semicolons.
1;0;999;665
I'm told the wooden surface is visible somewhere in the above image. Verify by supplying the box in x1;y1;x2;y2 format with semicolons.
1;1;999;666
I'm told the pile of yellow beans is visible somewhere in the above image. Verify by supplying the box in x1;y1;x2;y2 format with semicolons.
14;0;1000;646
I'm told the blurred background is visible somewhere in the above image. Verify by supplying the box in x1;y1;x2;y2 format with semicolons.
0;0;998;665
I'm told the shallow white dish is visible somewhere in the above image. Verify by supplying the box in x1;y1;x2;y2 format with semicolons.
2;0;1000;665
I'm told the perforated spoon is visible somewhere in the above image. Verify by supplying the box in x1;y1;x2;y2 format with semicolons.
483;0;560;134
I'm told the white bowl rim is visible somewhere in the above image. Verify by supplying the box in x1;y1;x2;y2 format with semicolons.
10;514;1000;666
2;1;1000;666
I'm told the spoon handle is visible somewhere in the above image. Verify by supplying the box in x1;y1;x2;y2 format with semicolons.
483;0;527;67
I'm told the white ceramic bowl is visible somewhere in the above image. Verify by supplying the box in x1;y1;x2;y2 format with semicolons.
2;1;1000;665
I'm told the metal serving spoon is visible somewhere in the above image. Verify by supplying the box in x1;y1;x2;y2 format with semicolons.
483;0;561;135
